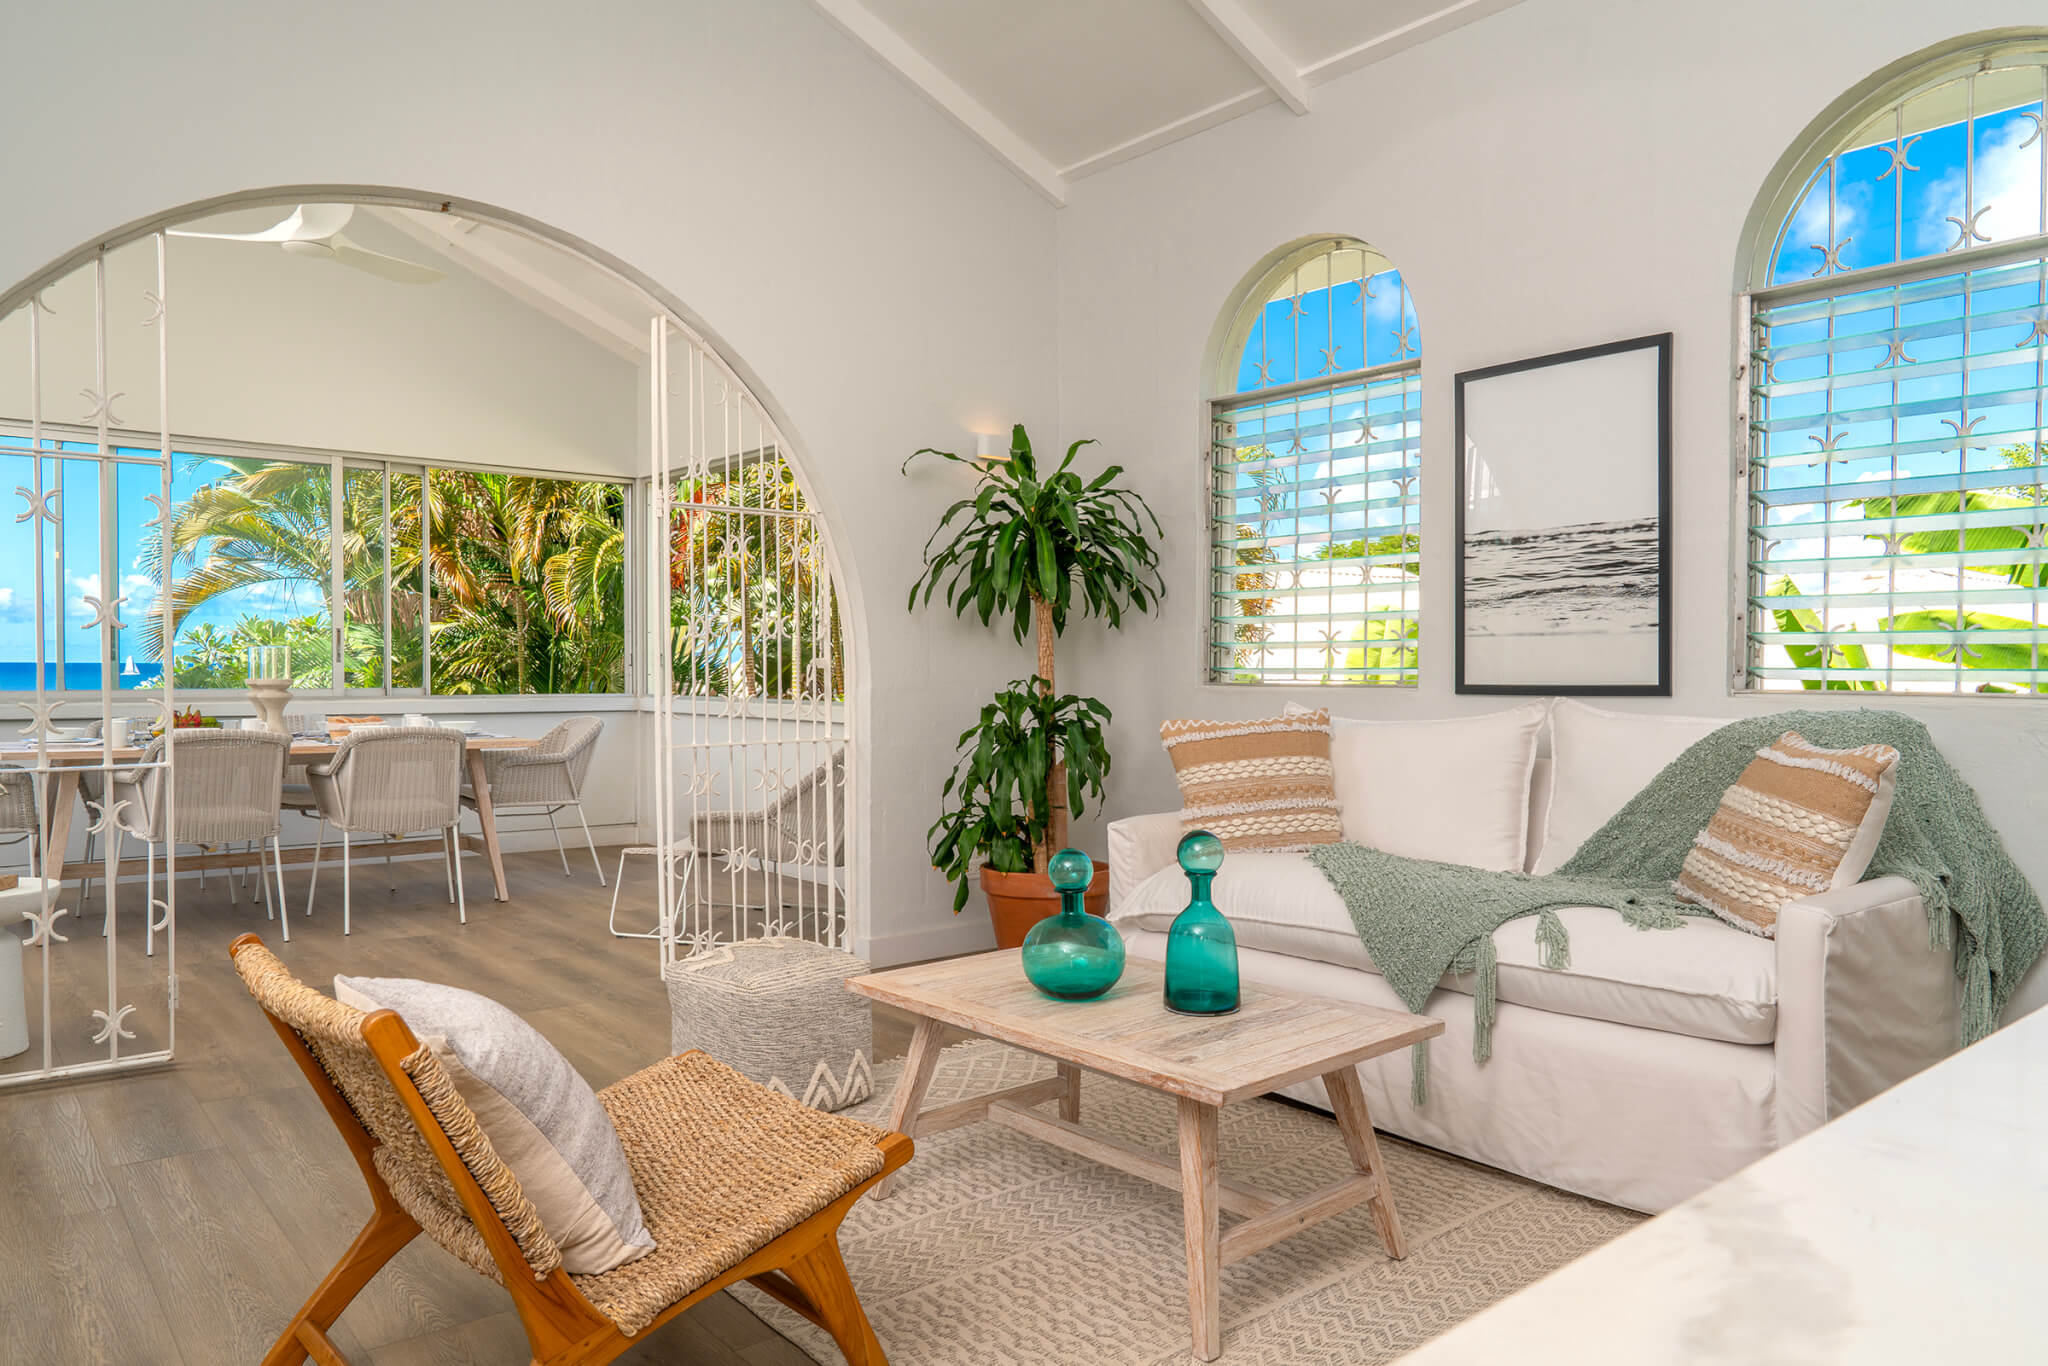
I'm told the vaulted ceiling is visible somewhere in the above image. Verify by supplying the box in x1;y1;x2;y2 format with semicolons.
806;0;1525;204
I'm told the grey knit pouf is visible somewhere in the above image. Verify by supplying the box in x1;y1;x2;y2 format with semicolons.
663;937;873;1111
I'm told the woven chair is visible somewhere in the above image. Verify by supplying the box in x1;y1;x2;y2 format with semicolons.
0;768;38;873
288;727;467;934
228;936;908;1366
692;751;845;920
111;729;292;955
462;716;606;885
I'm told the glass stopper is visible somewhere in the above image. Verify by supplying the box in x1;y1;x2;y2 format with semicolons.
1046;848;1093;892
1176;830;1224;875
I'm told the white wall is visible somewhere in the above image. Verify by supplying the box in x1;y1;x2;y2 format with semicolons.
1054;0;2048;1017
0;0;1059;966
0;209;639;476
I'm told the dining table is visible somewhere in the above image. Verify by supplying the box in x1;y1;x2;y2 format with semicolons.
1;732;541;904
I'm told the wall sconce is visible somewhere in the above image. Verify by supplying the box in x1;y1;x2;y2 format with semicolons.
974;431;1006;464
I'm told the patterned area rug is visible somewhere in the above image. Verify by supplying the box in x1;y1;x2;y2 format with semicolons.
733;1041;1642;1364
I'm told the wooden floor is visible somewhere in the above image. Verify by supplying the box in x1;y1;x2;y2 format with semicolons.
0;844;924;1366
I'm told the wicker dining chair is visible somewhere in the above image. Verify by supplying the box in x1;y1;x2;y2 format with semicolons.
229;936;908;1366
691;750;846;920
0;769;38;873
111;729;292;955
287;726;467;934
462;716;606;885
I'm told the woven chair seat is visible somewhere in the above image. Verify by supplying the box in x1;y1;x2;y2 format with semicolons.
572;1050;887;1337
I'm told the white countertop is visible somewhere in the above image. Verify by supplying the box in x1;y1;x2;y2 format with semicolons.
1397;1005;2048;1364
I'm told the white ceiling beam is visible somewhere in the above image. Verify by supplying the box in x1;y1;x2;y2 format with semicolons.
369;209;647;361
1301;0;1525;88
1181;0;1309;115
805;0;1068;207
1062;88;1276;181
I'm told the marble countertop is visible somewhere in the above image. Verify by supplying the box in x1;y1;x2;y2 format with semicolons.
1397;1005;2048;1363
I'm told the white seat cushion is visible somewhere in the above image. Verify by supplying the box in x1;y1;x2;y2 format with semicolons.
1110;854;1776;1046
1534;700;1729;873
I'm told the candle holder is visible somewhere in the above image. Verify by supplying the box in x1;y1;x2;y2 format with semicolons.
245;645;293;735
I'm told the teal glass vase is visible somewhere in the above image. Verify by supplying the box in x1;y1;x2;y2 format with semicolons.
1020;849;1125;1000
1163;831;1239;1016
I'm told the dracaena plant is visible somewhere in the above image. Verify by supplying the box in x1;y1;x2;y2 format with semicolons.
927;680;1113;911
905;424;1163;872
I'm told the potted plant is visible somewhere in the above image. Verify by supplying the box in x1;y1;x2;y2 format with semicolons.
906;424;1164;946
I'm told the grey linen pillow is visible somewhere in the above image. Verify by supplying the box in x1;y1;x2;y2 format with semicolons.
334;975;655;1274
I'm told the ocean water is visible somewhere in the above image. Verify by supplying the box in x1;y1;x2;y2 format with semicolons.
0;661;166;691
1463;517;1660;638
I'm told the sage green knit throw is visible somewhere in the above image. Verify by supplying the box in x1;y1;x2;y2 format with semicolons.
1309;708;2043;1102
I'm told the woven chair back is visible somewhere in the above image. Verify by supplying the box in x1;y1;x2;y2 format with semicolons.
769;750;846;865
0;770;35;834
541;716;603;791
123;729;291;845
231;940;564;1281
323;727;466;835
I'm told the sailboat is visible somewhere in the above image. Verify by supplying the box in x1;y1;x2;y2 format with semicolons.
121;654;139;677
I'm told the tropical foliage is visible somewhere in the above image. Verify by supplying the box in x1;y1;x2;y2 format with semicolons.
1767;442;2046;694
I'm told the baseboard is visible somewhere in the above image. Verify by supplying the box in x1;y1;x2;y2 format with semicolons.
858;915;996;967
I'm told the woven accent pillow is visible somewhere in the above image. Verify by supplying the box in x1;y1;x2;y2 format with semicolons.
1672;731;1901;938
334;975;656;1274
1159;710;1342;851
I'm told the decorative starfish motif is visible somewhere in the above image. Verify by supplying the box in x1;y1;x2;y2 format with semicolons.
1809;238;1852;276
1361;274;1377;301
753;766;791;795
1876;337;1915;367
148;897;171;934
1942;414;1986;451
2023;523;2048;550
141;491;169;530
2018;318;2048;349
1946;206;1992;252
717;846;756;873
1286;298;1307;320
82;798;134;838
15;699;63;738
1876;134;1922;180
1391;322;1418;357
22;904;69;948
140;291;165;327
79;387;125;427
2020;112;2044;151
89;1004;137;1045
80;594;127;633
31;290;55;315
1936;637;1983;664
686;770;720;797
1252;358;1276;385
1318;345;1341;374
1806;429;1846;465
14;485;59;525
681;928;725;957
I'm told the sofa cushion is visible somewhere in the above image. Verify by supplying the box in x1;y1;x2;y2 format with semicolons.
1533;700;1729;874
1285;700;1548;872
1159;709;1342;851
1110;856;1776;1045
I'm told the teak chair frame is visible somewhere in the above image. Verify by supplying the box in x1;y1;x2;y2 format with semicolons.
229;934;911;1366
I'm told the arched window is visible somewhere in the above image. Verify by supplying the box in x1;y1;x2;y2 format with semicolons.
1209;237;1421;685
1741;36;2048;695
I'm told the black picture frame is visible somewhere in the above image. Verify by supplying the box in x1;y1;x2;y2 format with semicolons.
1452;332;1672;696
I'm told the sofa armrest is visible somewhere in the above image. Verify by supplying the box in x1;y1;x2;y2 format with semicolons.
1108;812;1183;914
1773;874;1956;1145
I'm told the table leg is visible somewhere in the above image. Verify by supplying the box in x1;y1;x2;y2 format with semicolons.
463;748;510;903
1177;1096;1221;1362
1323;1064;1407;1259
1057;1061;1081;1123
39;771;80;927
873;1017;944;1200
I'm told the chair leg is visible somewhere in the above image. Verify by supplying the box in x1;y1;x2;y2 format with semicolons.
606;849;633;938
273;837;291;945
442;827;456;904
305;823;325;919
546;807;571;878
102;831;119;938
575;803;605;886
145;841;156;958
449;824;467;925
781;1234;888;1366
80;827;95;919
260;1203;420;1366
341;829;352;936
384;833;395;895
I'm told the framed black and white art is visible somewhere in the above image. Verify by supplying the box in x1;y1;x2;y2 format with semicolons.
1453;333;1671;696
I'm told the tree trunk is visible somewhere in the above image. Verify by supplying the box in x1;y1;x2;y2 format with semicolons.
1032;594;1066;869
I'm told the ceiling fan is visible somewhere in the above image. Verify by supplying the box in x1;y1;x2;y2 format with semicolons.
168;204;445;284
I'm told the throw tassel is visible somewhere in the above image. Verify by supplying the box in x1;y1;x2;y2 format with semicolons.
1535;907;1571;970
1472;935;1499;1064
1961;945;1993;1047
1410;1041;1428;1106
1619;894;1684;931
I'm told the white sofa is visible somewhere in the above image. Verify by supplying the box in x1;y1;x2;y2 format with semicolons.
1107;700;1960;1213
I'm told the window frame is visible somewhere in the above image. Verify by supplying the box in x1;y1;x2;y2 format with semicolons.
1205;236;1424;688
0;418;639;703
1733;34;2048;699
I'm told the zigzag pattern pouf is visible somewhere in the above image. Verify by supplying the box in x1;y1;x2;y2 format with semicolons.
663;938;874;1111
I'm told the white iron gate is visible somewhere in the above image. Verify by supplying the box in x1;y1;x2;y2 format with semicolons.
649;319;852;970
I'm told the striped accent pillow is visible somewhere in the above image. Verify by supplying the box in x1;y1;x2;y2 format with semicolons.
1672;731;1901;938
1160;710;1343;852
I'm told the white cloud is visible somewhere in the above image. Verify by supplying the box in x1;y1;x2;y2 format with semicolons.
1910;115;2044;255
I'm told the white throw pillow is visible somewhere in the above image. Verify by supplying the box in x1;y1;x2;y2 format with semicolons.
1285;700;1548;871
335;975;656;1274
1533;699;1730;874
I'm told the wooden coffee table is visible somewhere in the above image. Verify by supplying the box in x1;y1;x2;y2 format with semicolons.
846;950;1443;1361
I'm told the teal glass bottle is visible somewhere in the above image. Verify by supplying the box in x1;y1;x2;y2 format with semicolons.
1020;849;1126;1000
1163;831;1239;1016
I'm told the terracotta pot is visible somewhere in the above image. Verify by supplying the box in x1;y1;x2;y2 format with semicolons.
979;864;1111;950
